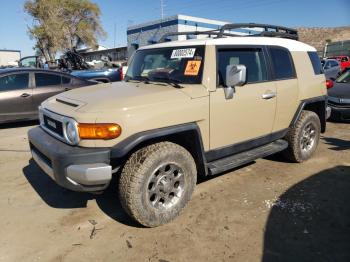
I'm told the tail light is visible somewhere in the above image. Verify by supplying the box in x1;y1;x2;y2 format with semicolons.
119;68;124;81
326;79;334;89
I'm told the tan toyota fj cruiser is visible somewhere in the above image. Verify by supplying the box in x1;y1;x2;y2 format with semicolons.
28;24;327;227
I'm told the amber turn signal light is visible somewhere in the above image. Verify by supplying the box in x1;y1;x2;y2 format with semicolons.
78;123;121;140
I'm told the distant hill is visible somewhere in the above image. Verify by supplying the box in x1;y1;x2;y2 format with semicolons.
297;26;350;54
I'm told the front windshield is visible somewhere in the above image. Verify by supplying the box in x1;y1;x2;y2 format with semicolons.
126;46;205;84
336;70;350;83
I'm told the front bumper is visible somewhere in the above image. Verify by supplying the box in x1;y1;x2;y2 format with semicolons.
28;126;113;192
326;106;332;120
329;105;350;121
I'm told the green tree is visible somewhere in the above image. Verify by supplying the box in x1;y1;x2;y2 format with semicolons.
24;0;106;63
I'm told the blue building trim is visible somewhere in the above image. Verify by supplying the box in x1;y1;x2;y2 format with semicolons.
127;19;225;35
127;18;258;35
0;49;21;53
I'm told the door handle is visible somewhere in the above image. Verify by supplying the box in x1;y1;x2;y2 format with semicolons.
20;93;31;98
262;92;276;100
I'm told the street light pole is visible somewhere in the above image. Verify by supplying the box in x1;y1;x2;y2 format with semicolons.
113;23;116;48
160;0;164;19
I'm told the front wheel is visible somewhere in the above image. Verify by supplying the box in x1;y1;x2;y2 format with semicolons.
118;142;197;227
283;110;321;163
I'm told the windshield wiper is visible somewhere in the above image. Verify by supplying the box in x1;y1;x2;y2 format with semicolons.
150;76;184;89
125;75;150;84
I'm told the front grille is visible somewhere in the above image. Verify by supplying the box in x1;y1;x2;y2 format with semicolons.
30;143;52;168
43;115;64;137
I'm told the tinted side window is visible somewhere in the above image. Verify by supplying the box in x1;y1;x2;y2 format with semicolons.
330;61;339;67
0;74;29;92
35;73;61;87
218;48;268;85
62;76;71;84
308;52;323;75
269;47;296;80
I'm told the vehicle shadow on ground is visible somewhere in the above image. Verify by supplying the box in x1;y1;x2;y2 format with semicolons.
262;165;350;262
22;160;141;227
0;120;38;129
322;136;350;151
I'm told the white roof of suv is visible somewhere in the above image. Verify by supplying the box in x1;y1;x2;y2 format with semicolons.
140;36;316;52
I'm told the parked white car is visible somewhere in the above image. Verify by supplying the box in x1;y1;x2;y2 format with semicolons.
322;59;341;79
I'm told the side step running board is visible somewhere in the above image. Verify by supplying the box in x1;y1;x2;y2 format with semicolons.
207;139;288;176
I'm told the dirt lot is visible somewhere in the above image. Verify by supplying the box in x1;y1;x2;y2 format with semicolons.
0;121;349;262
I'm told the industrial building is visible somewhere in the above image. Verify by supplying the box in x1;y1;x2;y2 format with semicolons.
127;14;232;57
324;40;350;57
0;49;21;67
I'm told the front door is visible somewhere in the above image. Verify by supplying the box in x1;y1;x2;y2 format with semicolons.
0;73;34;122
209;47;277;153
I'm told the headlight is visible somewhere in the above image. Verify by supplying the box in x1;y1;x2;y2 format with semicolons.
78;123;122;140
65;120;79;145
38;106;44;126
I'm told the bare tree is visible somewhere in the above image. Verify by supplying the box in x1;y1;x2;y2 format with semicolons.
24;0;106;63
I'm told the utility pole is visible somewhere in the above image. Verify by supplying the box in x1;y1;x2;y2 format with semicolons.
113;23;116;48
160;0;165;19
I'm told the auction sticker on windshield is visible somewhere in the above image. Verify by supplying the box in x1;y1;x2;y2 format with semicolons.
171;48;196;59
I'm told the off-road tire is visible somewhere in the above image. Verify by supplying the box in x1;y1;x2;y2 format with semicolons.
283;110;321;163
118;142;197;227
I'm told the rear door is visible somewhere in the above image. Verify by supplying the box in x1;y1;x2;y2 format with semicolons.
0;72;34;122
32;72;63;109
268;46;299;132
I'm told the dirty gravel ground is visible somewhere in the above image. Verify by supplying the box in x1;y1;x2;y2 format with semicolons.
0;121;349;262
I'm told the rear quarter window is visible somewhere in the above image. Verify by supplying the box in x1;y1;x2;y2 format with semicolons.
308;52;323;75
269;47;296;80
35;73;61;87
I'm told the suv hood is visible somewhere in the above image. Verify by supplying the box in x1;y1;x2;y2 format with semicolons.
50;81;204;113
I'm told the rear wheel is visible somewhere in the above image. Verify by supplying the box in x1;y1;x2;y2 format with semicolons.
283;110;321;163
118;142;197;227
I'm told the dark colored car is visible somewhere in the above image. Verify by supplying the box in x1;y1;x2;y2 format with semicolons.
327;69;350;121
71;68;122;83
0;68;95;124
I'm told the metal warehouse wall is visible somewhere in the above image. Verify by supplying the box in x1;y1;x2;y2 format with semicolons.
0;50;21;67
126;15;229;58
325;40;350;57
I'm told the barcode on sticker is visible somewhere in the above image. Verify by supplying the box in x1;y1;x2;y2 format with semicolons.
171;48;196;59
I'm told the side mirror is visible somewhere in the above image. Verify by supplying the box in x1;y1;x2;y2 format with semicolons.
224;64;247;99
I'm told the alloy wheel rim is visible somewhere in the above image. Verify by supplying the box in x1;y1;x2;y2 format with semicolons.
300;123;316;152
147;163;185;210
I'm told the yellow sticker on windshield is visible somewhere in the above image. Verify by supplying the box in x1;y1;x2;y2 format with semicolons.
184;60;201;76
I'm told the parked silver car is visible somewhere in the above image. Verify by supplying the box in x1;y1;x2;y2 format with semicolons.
0;68;95;124
321;59;341;80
